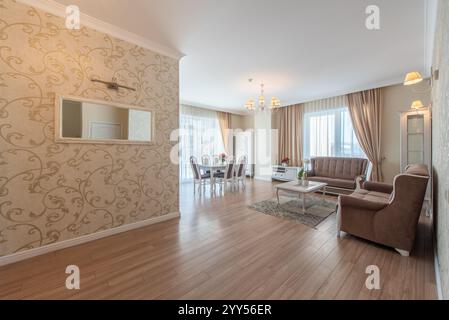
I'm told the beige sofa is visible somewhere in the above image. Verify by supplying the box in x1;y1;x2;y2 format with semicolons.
337;164;429;256
307;157;369;193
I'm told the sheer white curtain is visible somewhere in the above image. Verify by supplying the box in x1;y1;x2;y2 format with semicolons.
179;105;225;182
303;95;365;159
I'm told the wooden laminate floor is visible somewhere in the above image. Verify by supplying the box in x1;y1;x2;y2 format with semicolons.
0;180;437;299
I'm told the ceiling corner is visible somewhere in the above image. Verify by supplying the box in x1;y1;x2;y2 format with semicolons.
16;0;185;60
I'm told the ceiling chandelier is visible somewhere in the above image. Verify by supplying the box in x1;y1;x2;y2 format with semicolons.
245;79;281;112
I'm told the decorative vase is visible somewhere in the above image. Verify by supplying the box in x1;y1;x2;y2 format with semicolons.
302;178;309;187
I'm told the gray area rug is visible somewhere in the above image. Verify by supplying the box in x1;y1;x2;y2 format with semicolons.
249;195;337;228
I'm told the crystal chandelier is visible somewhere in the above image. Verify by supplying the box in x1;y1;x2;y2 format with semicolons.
245;79;281;112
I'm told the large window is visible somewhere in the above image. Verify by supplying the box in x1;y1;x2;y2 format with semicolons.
303;96;365;159
179;105;225;181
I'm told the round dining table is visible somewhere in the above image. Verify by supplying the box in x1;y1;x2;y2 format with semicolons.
198;164;227;191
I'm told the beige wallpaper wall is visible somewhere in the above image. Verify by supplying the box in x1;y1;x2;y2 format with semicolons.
230;114;252;131
0;0;179;257
380;82;431;183
432;0;449;299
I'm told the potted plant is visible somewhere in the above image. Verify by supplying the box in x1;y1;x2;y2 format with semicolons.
297;168;309;186
297;168;304;182
281;157;290;167
303;170;309;186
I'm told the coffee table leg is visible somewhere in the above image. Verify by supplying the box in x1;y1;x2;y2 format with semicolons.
276;189;280;204
211;169;214;193
322;186;327;204
302;193;306;213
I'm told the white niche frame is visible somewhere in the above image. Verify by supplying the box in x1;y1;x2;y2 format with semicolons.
55;94;156;145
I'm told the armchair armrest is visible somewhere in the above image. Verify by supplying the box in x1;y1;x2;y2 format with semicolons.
339;195;388;211
362;181;393;194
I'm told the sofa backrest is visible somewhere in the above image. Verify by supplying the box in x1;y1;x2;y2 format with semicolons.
391;164;429;204
310;157;368;180
405;164;429;177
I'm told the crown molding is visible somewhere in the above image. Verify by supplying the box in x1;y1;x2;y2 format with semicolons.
16;0;185;60
184;74;412;113
180;100;249;116
279;75;406;108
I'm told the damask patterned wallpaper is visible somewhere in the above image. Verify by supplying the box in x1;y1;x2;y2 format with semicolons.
432;0;449;299
0;0;179;257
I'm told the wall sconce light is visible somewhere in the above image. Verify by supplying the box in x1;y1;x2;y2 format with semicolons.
403;72;423;86
410;100;424;111
91;77;136;91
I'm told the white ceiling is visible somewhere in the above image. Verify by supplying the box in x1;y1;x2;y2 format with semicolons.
52;0;436;113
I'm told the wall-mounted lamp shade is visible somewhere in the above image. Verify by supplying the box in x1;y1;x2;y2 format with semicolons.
411;100;424;110
404;72;423;86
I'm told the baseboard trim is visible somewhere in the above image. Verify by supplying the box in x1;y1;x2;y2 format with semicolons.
0;212;180;267
434;247;444;300
254;176;272;182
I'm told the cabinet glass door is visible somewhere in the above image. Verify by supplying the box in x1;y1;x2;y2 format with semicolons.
407;114;424;165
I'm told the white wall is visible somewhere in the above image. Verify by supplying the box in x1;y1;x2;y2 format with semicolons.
254;111;273;180
82;102;129;139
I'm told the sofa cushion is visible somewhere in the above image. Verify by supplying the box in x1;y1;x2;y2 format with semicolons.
311;157;368;180
362;181;394;194
309;176;355;189
349;189;391;204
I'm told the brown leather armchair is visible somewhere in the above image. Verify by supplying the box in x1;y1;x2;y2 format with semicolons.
336;164;429;256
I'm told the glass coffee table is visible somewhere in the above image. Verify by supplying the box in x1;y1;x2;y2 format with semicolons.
274;180;328;214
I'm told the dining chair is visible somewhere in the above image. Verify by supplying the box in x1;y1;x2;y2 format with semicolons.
213;158;235;192
201;155;211;174
234;156;247;190
190;156;211;195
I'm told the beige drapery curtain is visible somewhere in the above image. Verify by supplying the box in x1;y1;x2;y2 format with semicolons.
274;104;304;167
347;89;383;181
217;111;231;154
